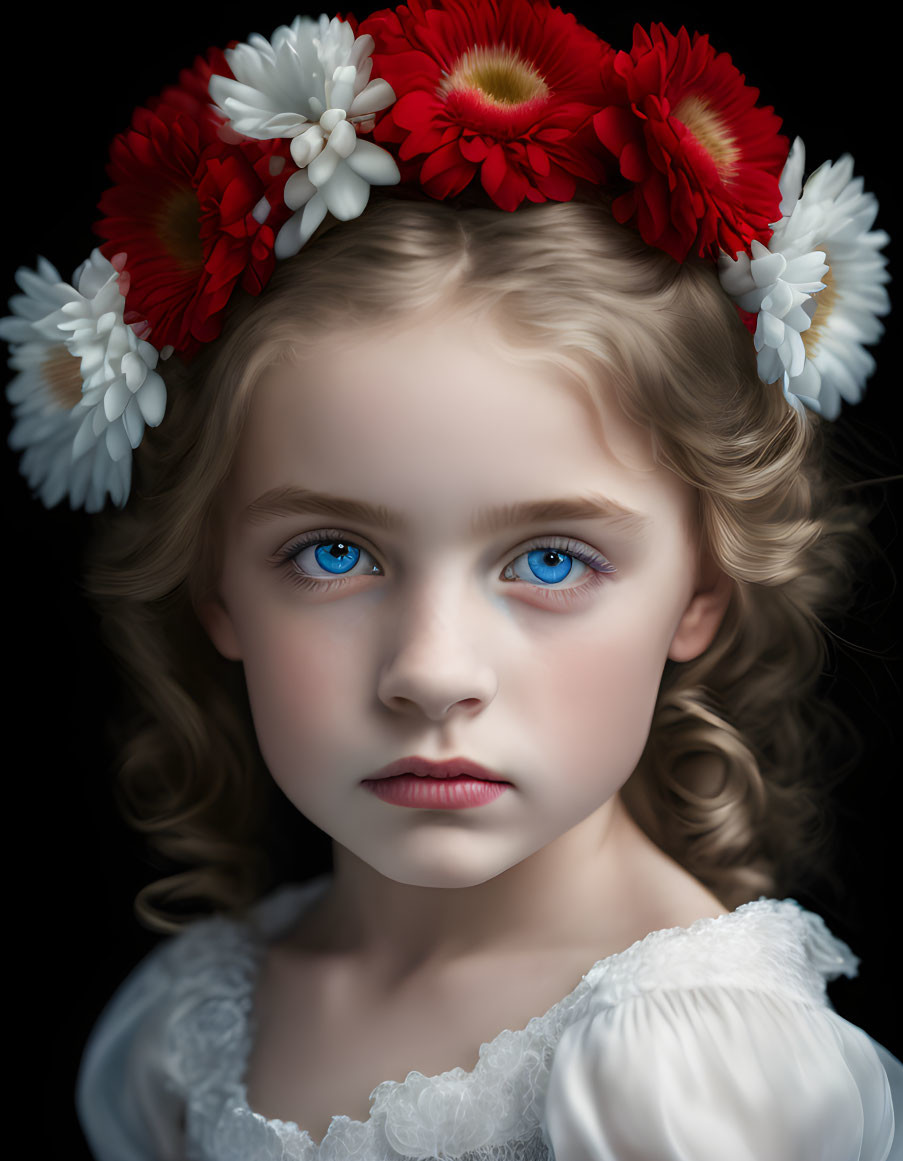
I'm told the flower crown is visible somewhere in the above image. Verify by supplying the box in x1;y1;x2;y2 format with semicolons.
2;0;890;513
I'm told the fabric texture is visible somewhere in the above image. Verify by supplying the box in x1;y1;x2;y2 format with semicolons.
76;874;902;1161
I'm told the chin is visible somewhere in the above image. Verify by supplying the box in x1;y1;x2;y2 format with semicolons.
366;846;523;891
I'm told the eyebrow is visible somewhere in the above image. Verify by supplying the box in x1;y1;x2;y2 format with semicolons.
242;486;650;536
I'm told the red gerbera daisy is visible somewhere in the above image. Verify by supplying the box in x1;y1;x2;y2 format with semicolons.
360;0;612;212
94;53;294;359
593;24;788;261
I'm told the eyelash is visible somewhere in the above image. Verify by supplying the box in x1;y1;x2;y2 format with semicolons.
273;529;616;604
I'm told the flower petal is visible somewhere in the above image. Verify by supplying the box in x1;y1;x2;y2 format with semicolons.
320;165;371;220
344;139;401;185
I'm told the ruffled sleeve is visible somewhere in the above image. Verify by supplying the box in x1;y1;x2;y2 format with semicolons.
74;882;326;1161
541;984;898;1161
75;937;187;1161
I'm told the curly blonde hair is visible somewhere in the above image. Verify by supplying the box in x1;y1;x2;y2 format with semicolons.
83;197;874;931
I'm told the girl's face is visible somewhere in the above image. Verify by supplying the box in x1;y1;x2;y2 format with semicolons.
201;313;730;888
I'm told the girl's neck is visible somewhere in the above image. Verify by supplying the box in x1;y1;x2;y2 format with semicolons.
282;796;726;984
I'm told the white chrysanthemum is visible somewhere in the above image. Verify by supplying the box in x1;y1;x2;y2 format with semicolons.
719;138;890;419
1;250;167;512
209;14;400;258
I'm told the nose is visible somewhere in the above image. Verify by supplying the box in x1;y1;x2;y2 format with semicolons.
376;583;498;721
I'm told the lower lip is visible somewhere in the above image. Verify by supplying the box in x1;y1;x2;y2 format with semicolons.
362;774;510;809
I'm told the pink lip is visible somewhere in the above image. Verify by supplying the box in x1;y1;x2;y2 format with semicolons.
361;756;512;810
363;756;510;783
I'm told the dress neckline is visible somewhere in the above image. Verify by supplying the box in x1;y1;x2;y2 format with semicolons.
199;877;856;1154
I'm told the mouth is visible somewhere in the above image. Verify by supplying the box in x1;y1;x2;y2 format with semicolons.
362;756;511;784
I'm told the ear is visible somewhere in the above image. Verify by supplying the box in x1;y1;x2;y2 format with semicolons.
195;596;243;661
668;558;734;664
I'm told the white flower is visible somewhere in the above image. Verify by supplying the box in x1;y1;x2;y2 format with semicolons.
209;14;400;258
719;138;890;419
1;250;166;511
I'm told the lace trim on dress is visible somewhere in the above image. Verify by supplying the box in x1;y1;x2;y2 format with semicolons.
162;880;859;1161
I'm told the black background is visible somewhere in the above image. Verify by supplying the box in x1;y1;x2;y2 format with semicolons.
4;3;900;1153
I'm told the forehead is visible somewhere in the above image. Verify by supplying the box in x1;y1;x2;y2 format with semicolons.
225;316;693;536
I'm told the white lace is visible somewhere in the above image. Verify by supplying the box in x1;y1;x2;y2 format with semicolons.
150;877;858;1161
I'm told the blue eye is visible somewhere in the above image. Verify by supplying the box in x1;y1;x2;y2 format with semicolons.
285;534;381;581
503;542;613;588
517;549;575;584
314;541;360;574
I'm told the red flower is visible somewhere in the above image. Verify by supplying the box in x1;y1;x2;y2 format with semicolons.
736;306;758;336
148;45;238;137
94;53;294;358
360;0;612;212
593;24;788;261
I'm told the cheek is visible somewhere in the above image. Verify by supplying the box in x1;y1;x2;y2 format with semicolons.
237;613;362;777
517;612;671;781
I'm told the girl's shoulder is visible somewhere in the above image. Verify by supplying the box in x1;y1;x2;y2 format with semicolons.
544;898;903;1161
75;878;330;1161
582;894;862;1008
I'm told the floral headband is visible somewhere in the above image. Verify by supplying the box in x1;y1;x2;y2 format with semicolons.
1;0;890;513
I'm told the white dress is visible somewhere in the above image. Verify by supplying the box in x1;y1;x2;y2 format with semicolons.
76;874;902;1161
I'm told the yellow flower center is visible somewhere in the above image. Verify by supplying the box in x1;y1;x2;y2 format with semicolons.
803;246;837;357
42;346;83;410
440;45;549;107
155;188;204;270
672;95;739;177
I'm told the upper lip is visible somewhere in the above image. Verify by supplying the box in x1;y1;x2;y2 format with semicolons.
364;756;510;783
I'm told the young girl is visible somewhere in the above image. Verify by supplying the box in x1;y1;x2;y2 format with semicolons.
5;2;900;1158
